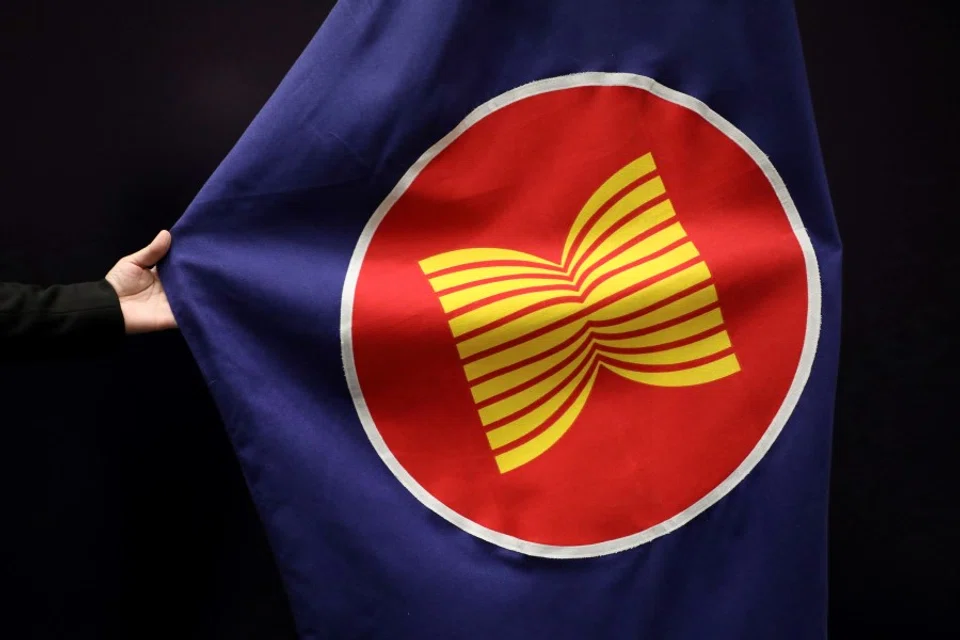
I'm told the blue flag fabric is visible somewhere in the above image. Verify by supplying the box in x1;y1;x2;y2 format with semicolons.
160;1;841;638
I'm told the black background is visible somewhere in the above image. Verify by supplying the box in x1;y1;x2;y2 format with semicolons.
0;2;955;638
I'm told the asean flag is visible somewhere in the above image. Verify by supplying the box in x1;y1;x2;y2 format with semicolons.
160;1;841;638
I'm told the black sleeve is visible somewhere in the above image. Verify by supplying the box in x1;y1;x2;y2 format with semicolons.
0;280;125;356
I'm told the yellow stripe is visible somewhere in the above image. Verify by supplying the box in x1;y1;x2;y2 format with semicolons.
455;262;712;361
477;341;594;425
576;222;688;292
603;354;741;387
448;287;574;337
561;153;656;265
464;285;719;383
589;263;712;323
469;330;592;403
451;243;699;338
494;350;739;473
594;308;725;350
593;285;718;334
473;308;726;404
583;243;700;306
494;366;601;473
438;277;572;313
456;299;582;360
571;201;678;279
419;248;557;275
598;330;732;367
486;352;600;450
463;320;586;381
567;176;666;269
444;223;692;317
428;264;568;291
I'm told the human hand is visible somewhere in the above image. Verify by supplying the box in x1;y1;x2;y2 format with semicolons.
105;230;177;334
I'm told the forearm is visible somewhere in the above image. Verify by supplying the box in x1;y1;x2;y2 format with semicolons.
0;280;124;354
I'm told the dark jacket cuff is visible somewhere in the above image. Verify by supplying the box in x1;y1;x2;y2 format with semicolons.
61;280;126;344
1;279;124;358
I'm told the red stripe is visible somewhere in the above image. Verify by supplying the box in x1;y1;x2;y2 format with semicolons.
561;172;663;271
597;347;735;374
455;255;704;346
469;299;721;386
565;191;671;276
461;278;716;366
473;325;727;410
434;270;571;297
444;228;685;320
425;258;565;280
474;329;597;410
595;326;727;356
572;235;688;299
470;323;595;386
568;214;677;290
488;356;604;452
592;301;720;340
447;288;582;323
432;180;672;308
482;349;602;434
487;348;736;456
446;239;694;327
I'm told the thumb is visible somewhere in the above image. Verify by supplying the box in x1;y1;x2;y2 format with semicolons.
128;230;172;268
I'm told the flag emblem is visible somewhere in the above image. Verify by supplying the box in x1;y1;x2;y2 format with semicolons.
342;74;819;557
418;152;741;474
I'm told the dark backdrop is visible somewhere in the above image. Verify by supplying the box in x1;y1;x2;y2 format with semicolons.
0;2;954;638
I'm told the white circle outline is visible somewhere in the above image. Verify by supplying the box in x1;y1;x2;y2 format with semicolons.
340;73;822;559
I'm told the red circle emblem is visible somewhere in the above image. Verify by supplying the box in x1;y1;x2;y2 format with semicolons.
343;75;817;557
